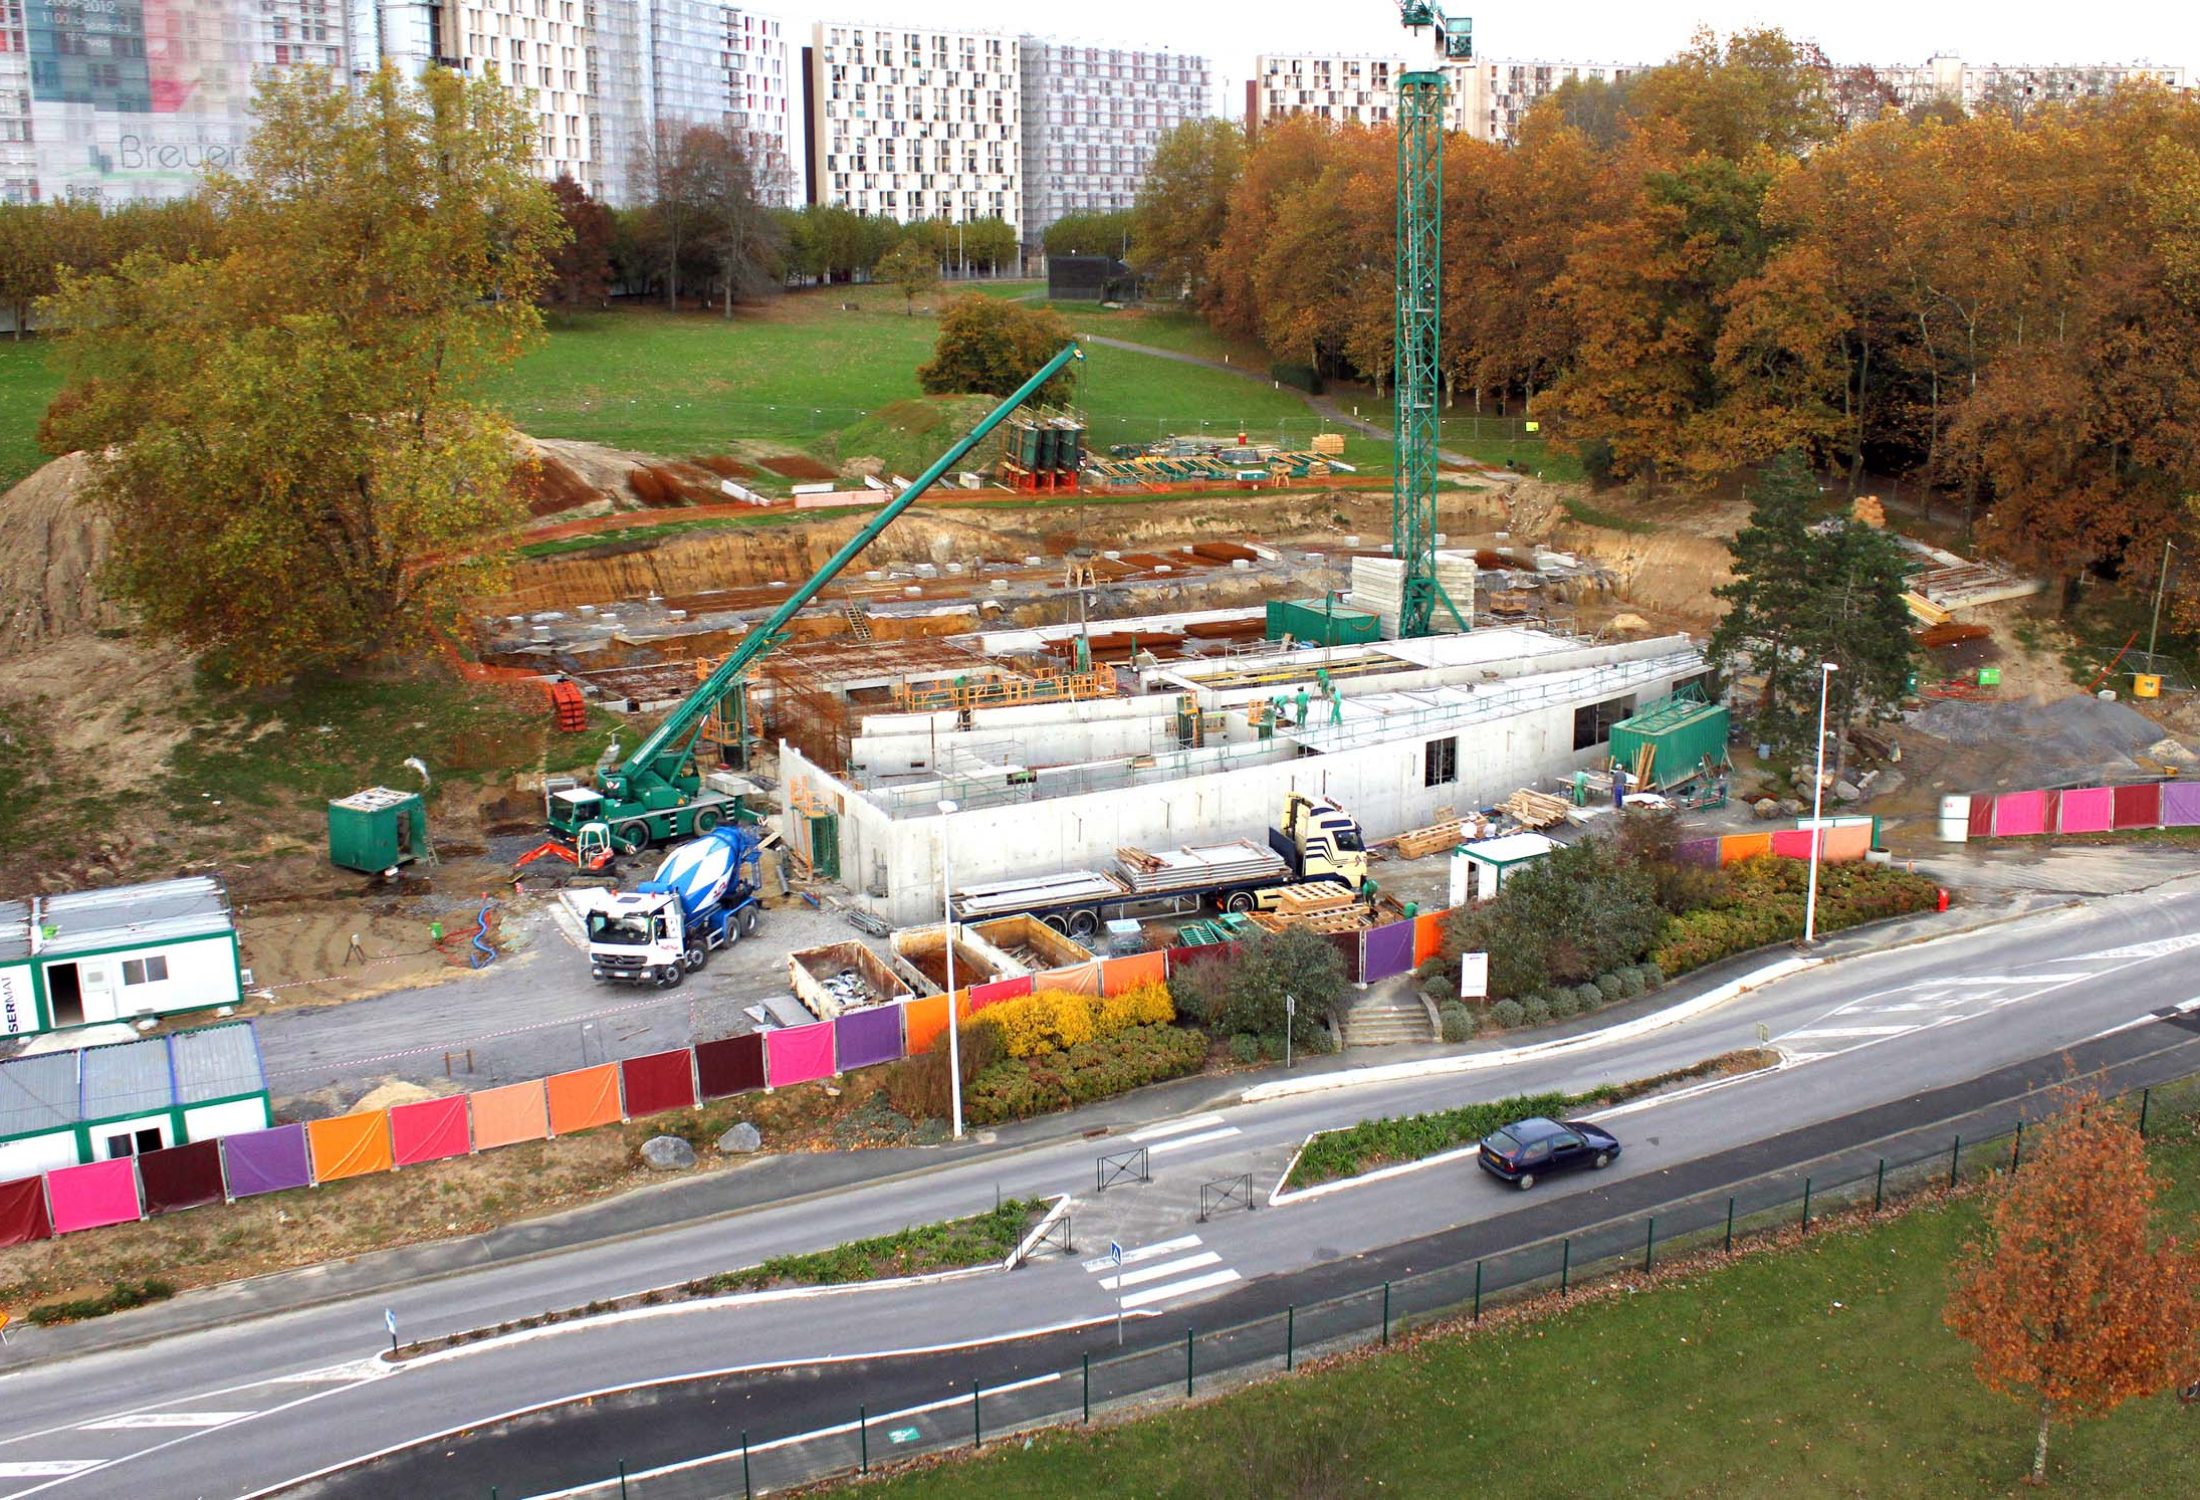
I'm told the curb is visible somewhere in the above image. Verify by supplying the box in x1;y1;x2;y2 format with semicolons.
1239;957;1820;1104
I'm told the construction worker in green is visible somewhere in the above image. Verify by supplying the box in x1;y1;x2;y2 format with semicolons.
1294;686;1311;727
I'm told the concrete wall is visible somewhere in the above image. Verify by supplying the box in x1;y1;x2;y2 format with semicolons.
790;655;1698;924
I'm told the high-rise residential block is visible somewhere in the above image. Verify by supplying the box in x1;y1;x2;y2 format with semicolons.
1017;38;1209;242
807;19;1019;232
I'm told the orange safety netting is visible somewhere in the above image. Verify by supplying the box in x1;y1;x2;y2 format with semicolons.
546;1064;624;1136
306;1110;394;1183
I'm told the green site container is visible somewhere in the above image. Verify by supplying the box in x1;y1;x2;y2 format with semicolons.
327;787;430;874
1265;599;1382;647
1976;667;2001;687
1607;691;1731;789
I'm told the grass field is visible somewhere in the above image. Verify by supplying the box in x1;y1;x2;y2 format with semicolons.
0;339;60;490
859;1130;2200;1499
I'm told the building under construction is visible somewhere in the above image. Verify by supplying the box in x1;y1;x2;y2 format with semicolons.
779;620;1707;925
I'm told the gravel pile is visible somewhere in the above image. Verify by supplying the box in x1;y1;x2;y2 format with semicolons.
1908;695;2193;784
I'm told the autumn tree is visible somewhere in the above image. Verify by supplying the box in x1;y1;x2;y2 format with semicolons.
1129;118;1243;308
1944;1089;2200;1484
37;65;562;685
875;238;938;315
545;173;614;306
917;295;1075;403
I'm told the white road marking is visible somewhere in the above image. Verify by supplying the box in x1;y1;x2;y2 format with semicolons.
1143;1128;1241;1156
0;1465;102;1478
1128;1114;1228;1143
78;1413;254;1431
1098;1252;1222;1292
2089;934;2200;960
1784;1025;1916;1040
1939;975;2091;985
1117;1269;1243;1309
1082;1235;1200;1274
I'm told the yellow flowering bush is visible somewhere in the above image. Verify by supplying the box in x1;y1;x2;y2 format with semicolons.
977;981;1177;1058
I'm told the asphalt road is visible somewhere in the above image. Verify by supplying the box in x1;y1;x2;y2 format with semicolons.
4;871;2200;1497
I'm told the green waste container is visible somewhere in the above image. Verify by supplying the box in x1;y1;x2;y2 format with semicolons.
328;787;429;874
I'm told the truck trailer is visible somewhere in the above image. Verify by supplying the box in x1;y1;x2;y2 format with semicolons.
947;795;1368;939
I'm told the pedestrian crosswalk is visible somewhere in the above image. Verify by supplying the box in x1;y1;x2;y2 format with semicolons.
1778;969;2096;1061
1082;1233;1241;1311
1126;1113;1242;1156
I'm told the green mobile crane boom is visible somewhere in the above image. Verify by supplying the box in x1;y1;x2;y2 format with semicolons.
1393;3;1472;639
546;342;1085;853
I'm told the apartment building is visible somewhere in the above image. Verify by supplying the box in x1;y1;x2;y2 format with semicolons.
1017;38;1208;241
1252;53;1637;142
2;0;345;203
807;20;1019;233
1867;53;2185;121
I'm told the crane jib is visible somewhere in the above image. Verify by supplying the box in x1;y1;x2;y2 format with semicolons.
607;341;1085;800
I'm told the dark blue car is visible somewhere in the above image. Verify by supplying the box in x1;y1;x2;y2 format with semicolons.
1478;1116;1622;1190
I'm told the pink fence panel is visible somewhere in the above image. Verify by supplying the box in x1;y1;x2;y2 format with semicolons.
766;1021;836;1087
469;1080;550;1149
1769;829;1816;860
46;1159;141;1234
1992;790;2047;836
2113;782;2163;829
1824;823;1873;862
967;976;1032;1014
390;1095;472;1167
2057;786;2114;834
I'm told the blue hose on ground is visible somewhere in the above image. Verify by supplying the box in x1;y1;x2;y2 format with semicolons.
470;898;498;968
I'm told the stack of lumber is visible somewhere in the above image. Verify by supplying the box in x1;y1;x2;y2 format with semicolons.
1272;883;1355;916
1501;788;1573;829
1851;495;1886;527
1394;815;1491;859
1251;908;1367;936
1311;433;1347;456
1901;591;1952;626
1917;621;1992;649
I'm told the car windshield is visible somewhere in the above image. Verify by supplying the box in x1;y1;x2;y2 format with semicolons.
1486;1129;1521;1154
587;912;654;947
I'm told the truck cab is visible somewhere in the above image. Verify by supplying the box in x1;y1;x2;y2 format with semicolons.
1273;793;1370;889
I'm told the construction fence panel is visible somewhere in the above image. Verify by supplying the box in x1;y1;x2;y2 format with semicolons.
1360;921;1416;983
899;995;952;1060
546;1065;624;1136
833;1005;905;1071
1038;963;1101;996
2038;789;2062;834
2162;782;2200;827
46;1158;141;1234
137;1139;225;1216
1412;911;1449;966
620;1051;699;1119
1993;789;2046;836
389;1095;474;1167
0;1175;51;1245
2113;781;2163;829
765;1022;837;1088
469;1080;551;1148
694;1034;767;1100
1673;837;1721;867
222;1124;313;1198
1823;822;1872;862
1717;832;1772;866
967;975;1031;1013
1101;952;1168;995
1768;829;1815;860
307;1110;394;1184
2058;786;2115;834
1329;930;1364;983
1967;796;1994;837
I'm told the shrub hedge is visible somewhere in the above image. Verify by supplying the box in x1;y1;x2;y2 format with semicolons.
1284;1089;1610;1190
975;981;1175;1058
1650;857;1938;976
964;1024;1208;1125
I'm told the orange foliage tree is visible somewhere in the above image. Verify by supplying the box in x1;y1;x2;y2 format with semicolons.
1943;1089;2200;1484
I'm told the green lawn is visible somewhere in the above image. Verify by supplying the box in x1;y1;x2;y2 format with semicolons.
0;339;61;491
861;1132;2200;1499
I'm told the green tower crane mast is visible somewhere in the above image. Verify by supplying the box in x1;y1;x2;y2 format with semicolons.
546;343;1086;854
1393;4;1472;638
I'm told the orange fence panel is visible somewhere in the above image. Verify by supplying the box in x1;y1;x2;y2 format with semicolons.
1038;963;1101;996
1825;822;1873;862
902;994;951;1056
469;1080;549;1149
306;1110;394;1184
1412;911;1448;965
1101;952;1167;995
1718;832;1773;866
546;1064;623;1136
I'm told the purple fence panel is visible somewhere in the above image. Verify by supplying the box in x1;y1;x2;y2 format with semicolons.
223;1123;313;1198
1360;921;1416;982
2161;782;2200;827
1674;838;1721;868
833;1006;904;1071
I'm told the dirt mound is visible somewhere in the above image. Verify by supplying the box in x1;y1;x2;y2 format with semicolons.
0;452;132;658
761;453;838;481
1904;694;2193;788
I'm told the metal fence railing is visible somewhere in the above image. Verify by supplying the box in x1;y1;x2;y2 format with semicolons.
468;1066;2200;1499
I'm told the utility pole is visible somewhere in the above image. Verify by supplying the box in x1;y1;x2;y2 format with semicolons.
2147;538;2177;663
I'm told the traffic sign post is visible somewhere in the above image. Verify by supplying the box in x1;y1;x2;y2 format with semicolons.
385;1307;398;1356
1109;1241;1125;1345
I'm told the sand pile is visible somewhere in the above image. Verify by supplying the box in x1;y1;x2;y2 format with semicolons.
0;452;131;659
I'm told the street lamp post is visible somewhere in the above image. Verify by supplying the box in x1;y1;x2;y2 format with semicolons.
1803;661;1839;945
938;798;964;1139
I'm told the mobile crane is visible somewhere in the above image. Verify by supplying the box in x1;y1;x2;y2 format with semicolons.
539;343;1085;856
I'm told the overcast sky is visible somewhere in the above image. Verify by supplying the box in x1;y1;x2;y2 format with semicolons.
787;1;2197;115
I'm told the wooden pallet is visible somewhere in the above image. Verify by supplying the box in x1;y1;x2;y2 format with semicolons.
1502;788;1573;829
1395;817;1485;859
1272;883;1355;916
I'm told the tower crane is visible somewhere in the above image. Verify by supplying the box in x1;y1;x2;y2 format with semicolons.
1392;4;1473;637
